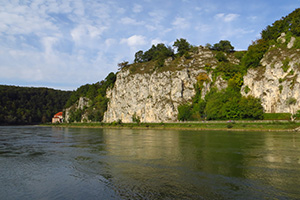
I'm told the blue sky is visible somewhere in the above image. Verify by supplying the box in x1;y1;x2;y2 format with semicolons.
0;0;299;90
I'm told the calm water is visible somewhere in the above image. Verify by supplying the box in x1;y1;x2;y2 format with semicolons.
1;126;300;200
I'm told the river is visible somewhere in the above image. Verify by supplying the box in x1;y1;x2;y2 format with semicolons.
0;126;300;199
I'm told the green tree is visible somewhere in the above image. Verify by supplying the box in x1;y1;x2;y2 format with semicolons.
261;8;300;41
118;61;129;70
173;38;191;56
239;96;264;119
134;50;144;63
241;39;269;69
139;43;174;63
212;40;234;52
178;104;192;121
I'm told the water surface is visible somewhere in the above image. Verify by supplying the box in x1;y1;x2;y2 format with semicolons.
1;126;300;199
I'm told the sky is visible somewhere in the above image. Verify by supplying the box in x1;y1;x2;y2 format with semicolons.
0;0;299;91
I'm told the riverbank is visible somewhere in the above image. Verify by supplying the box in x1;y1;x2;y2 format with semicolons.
48;121;300;132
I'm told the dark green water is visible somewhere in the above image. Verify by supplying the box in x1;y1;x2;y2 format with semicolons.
1;126;300;199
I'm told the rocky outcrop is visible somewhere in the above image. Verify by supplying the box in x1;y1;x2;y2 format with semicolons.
64;97;90;123
241;34;300;114
104;34;300;122
104;47;228;123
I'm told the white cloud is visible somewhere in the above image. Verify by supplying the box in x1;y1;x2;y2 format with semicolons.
121;17;144;25
105;38;117;48
215;13;240;22
120;35;147;47
0;4;58;36
133;4;143;13
148;10;166;25
172;17;190;29
42;36;58;55
71;24;106;44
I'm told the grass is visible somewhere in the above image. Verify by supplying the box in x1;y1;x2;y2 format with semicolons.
49;121;300;132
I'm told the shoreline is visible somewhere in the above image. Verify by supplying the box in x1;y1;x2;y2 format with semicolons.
45;121;300;132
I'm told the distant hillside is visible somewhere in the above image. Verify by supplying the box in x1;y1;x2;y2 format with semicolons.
0;85;72;125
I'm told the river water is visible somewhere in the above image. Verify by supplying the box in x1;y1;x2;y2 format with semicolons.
0;126;300;200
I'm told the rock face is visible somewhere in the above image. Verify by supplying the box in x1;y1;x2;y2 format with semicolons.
104;34;300;122
241;44;300;114
104;47;228;123
64;97;90;122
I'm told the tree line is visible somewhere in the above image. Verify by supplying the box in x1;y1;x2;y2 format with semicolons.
0;85;72;125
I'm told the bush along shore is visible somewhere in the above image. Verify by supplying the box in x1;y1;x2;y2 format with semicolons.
49;120;300;132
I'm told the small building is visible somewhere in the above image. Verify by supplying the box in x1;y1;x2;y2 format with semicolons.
52;112;64;123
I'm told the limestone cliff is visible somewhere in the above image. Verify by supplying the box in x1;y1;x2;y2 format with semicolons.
104;47;230;123
241;34;300;115
104;34;300;122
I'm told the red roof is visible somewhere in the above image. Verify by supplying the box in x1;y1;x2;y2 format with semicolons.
54;112;63;117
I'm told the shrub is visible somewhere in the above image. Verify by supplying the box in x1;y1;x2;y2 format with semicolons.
263;113;291;120
244;86;250;94
215;52;228;62
227;124;233;129
178;104;192;121
286;97;297;105
281;58;290;72
241;39;269;69
132;112;141;124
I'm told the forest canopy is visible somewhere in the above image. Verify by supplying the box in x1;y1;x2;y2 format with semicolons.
0;85;72;125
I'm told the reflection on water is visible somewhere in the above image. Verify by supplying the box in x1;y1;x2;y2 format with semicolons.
0;126;300;199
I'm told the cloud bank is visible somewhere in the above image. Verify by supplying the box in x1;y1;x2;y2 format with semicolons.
0;0;297;90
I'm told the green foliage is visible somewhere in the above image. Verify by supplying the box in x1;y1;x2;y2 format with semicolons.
134;50;144;63
65;72;116;122
293;37;300;49
241;39;269;69
244;86;250;94
238;96;264;119
205;89;263;120
215;62;241;80
228;73;244;89
212;40;234;52
132;112;141;124
263;113;291;120
279;85;283;93
173;38;191;56
215;51;228;62
281;57;290;72
0;85;72;125
204;89;227;120
69;108;84;123
179;77;263;121
155;58;165;68
178;104;192;121
261;8;300;41
286;97;297;105
65;72;116;108
118;61;129;70
227;124;234;129
184;52;192;59
204;63;212;73
234;51;246;61
293;110;300;119
135;43;174;64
